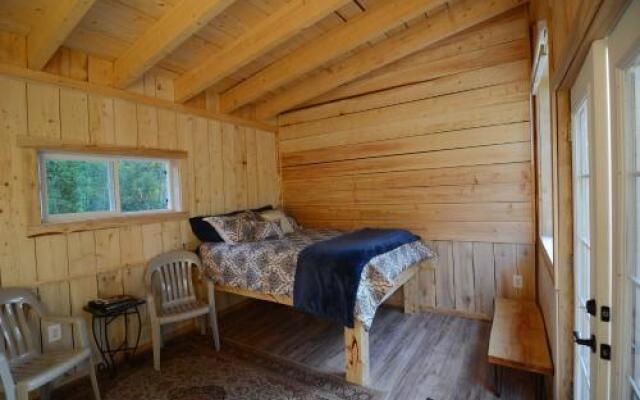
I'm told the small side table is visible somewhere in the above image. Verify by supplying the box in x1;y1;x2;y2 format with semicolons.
84;298;146;376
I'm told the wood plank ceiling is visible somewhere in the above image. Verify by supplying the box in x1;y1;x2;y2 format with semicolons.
0;0;528;122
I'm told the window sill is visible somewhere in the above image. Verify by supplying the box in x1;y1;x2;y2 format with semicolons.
27;211;189;237
540;235;554;265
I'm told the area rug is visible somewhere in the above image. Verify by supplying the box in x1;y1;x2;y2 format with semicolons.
55;336;385;400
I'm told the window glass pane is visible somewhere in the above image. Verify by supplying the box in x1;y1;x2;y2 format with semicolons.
634;65;640;171
628;61;640;400
573;97;591;398
537;71;553;239
45;158;111;215
633;284;640;388
118;160;169;212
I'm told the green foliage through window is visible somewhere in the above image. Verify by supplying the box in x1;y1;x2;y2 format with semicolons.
45;159;111;215
119;160;169;212
42;154;173;218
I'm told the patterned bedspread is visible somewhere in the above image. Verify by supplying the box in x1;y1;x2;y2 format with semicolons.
199;229;435;329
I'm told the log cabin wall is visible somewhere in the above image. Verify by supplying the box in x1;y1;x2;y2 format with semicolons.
529;1;629;398
0;47;280;354
278;8;535;320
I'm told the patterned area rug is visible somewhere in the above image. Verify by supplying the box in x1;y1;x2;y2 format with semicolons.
54;336;384;400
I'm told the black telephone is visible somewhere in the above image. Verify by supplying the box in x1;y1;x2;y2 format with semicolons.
88;295;137;311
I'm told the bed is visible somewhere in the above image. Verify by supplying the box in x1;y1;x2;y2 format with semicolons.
199;227;435;386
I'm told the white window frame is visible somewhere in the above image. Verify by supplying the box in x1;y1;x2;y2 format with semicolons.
532;22;554;261
38;151;181;224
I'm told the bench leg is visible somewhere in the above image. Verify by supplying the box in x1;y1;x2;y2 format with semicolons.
535;374;544;400
493;364;502;397
345;321;370;386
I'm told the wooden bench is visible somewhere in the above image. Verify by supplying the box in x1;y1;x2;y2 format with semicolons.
488;298;553;398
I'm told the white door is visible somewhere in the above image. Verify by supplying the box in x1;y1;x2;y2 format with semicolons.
571;38;613;400
609;1;640;398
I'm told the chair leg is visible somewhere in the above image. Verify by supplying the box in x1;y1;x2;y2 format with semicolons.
199;315;206;335
1;374;16;400
3;389;16;400
89;359;102;400
39;383;52;400
151;323;162;371
16;387;28;400
209;307;220;351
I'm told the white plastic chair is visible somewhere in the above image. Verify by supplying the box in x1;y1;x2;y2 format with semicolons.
0;288;100;400
145;250;220;371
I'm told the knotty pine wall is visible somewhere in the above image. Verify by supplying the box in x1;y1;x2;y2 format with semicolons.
279;9;535;320
0;50;280;353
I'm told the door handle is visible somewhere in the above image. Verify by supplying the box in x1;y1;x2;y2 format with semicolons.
585;299;596;316
573;331;596;353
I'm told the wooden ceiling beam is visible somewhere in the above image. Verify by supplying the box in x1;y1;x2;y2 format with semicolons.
256;0;529;120
218;0;449;114
173;0;351;103
27;0;97;70
113;0;236;89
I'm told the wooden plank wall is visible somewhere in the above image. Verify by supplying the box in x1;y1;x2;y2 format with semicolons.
0;51;280;353
278;9;535;320
528;0;613;397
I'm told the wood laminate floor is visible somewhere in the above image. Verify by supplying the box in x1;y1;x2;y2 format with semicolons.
219;301;539;400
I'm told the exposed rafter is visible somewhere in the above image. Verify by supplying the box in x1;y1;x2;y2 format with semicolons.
113;0;236;88
173;0;350;103
27;0;97;69
218;0;449;114
256;0;529;120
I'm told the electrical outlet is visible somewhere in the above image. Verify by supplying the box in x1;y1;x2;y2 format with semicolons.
48;323;62;343
513;274;523;289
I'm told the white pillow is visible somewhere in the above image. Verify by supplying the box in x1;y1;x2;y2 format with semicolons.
259;208;297;234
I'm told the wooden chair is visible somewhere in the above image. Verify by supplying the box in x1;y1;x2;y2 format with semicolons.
0;288;100;400
145;250;220;371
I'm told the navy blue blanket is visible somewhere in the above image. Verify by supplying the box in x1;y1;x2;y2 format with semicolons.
293;228;419;328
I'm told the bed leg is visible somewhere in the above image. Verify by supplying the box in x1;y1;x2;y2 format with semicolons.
403;273;420;314
344;321;370;386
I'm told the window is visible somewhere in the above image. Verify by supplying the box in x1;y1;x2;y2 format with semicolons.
572;97;591;400
39;152;180;223
532;25;553;260
626;62;640;399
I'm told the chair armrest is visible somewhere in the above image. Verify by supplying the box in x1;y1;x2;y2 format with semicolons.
41;315;90;348
146;293;159;321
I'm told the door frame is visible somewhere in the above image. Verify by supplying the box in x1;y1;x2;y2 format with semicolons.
609;0;640;398
571;38;613;400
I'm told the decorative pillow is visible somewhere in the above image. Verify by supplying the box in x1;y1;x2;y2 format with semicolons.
250;220;284;241
286;216;301;231
189;205;272;243
203;212;256;244
258;208;299;234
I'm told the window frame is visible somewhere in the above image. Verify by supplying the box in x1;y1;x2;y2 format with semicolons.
531;22;554;262
38;151;181;224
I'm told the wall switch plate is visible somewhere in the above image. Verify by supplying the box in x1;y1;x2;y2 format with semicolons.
48;323;62;343
513;274;523;289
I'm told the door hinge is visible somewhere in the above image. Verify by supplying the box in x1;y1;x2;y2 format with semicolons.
601;305;611;322
600;344;611;360
585;299;597;316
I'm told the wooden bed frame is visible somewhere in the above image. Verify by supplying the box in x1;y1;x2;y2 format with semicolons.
214;260;433;386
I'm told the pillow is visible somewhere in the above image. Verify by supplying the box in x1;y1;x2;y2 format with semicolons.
250;220;284;241
286;216;301;231
189;205;272;243
258;208;299;234
203;212;256;244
